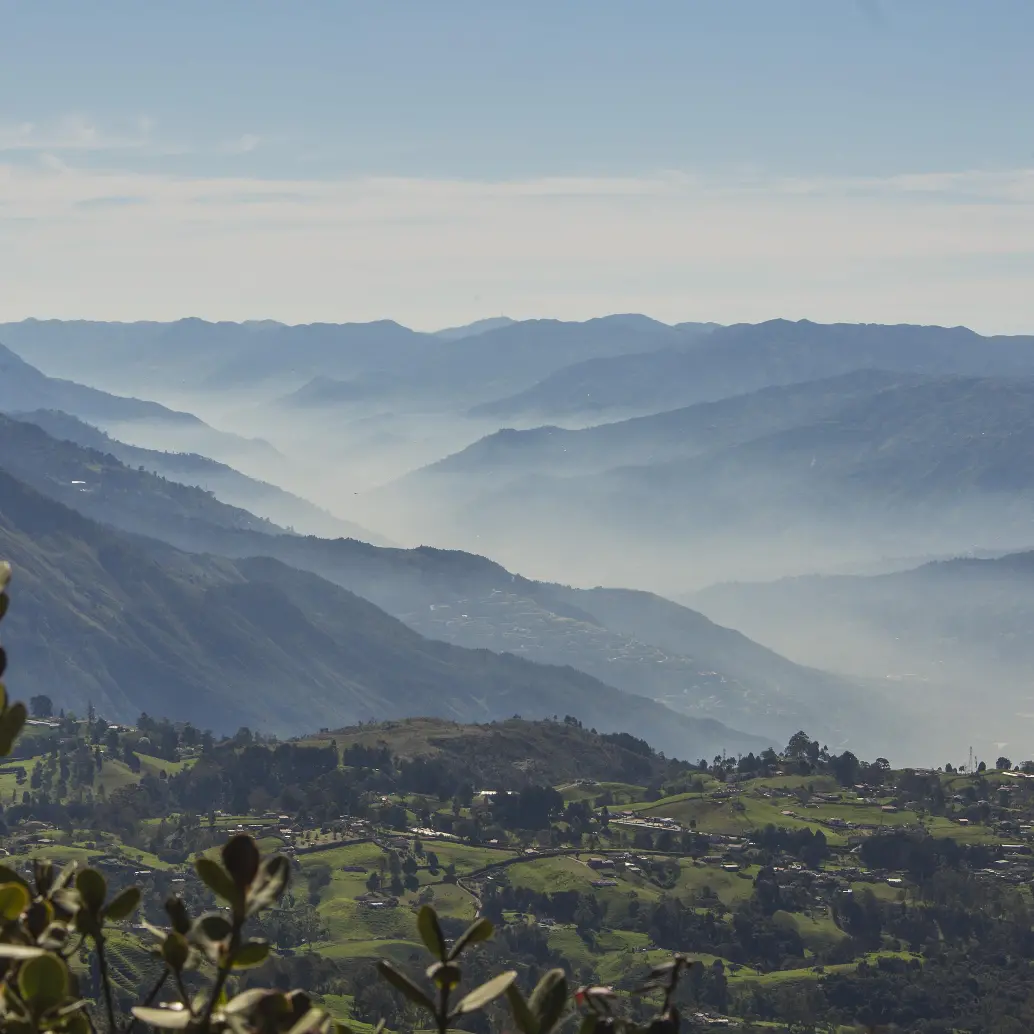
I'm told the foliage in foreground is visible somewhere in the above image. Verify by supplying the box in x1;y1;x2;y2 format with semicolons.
0;562;696;1033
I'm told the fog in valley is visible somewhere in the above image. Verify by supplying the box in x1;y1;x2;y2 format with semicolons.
4;315;1034;766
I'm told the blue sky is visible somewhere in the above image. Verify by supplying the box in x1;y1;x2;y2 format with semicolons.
1;1;1032;330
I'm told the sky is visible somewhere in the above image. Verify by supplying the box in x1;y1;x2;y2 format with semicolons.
1;1;1033;332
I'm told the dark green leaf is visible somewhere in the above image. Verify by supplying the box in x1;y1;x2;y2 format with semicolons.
0;702;26;755
0;591;8;621
232;940;271;969
452;971;517;1015
18;953;69;1013
130;1006;193;1029
505;984;539;1034
529;969;568;1034
75;869;106;914
0;882;29;920
165;895;191;934
577;1015;598;1034
448;917;494;960
0;863;30;890
224;989;275;1016
376;961;435;1012
426;961;461;991
286;1007;333;1034
195;857;240;907
196;912;233;942
161;932;190;971
104;886;141;921
246;855;290;915
417;905;447;960
221;834;260;889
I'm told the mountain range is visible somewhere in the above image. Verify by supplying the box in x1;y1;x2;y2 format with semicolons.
0;413;882;752
0;316;719;406
381;369;1034;588
0;462;767;756
471;319;1034;420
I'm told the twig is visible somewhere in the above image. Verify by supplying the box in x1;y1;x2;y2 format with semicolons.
94;935;119;1034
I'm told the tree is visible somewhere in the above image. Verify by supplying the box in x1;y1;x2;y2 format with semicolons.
997;756;1013;770
29;694;53;718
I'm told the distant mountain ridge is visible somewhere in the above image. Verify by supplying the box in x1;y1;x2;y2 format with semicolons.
0;316;719;405
384;369;1034;589
472;319;1034;419
0;463;764;756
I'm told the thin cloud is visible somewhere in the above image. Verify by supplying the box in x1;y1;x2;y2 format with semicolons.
0;161;1032;332
220;134;261;155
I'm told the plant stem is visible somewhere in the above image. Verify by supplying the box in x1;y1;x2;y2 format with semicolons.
174;970;195;1015
94;934;119;1034
199;925;240;1032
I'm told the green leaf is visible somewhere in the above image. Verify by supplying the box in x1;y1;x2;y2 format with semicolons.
18;953;69;1014
195;857;240;907
196;912;233;942
417;905;447;960
0;881;29;920
165;895;191;934
426;961;461;991
452;971;517;1016
224;988;275;1016
0;864;26;890
448;916;494;960
528;968;569;1034
75;868;106;914
286;1007;334;1034
130;1006;193;1029
246;855;290;915
161;932;190;972
0;591;8;621
232;940;271;969
376;961;435;1012
221;834;260;889
0;943;45;959
0;561;11;593
104;886;141;921
577;1015;598;1034
505;984;539;1034
0;702;26;756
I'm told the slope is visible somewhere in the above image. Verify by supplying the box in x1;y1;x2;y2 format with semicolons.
0;340;275;462
0;413;287;544
15;409;387;543
0;466;762;757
